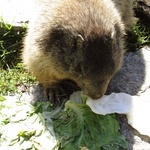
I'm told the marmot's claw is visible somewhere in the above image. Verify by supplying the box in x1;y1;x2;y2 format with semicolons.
44;80;80;107
44;85;67;107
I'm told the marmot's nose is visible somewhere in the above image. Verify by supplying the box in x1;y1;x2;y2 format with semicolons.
90;94;102;99
84;92;103;100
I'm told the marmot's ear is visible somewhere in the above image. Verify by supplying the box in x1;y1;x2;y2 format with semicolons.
111;29;115;39
76;34;84;49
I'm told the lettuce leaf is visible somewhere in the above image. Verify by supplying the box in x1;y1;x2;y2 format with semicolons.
53;100;128;150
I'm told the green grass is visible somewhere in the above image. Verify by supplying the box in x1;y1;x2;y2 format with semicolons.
0;19;35;95
0;18;26;69
0;63;35;95
0;16;150;96
127;19;150;51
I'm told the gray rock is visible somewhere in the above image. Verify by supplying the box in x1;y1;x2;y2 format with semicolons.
0;0;35;27
134;0;150;26
107;46;150;150
107;46;150;96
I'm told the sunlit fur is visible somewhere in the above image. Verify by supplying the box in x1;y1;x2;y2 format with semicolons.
22;0;133;99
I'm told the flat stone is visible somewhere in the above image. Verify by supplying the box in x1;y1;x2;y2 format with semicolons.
107;46;150;96
134;0;150;26
0;0;35;27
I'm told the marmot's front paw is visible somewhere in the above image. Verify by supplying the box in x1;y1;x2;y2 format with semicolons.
44;85;67;106
44;80;80;107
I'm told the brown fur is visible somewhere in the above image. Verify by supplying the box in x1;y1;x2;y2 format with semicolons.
22;0;133;99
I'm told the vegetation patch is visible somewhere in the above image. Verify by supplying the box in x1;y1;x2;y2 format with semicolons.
0;19;35;95
127;19;150;51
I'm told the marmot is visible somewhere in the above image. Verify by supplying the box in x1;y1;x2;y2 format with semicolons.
22;0;133;101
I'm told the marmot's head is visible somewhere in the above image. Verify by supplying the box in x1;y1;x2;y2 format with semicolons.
41;0;125;99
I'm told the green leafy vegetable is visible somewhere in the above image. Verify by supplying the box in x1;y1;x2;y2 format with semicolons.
0;96;128;150
53;100;128;150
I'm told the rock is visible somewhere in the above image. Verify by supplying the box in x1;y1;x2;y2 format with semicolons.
107;46;150;150
134;0;150;27
0;0;35;27
107;46;150;96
